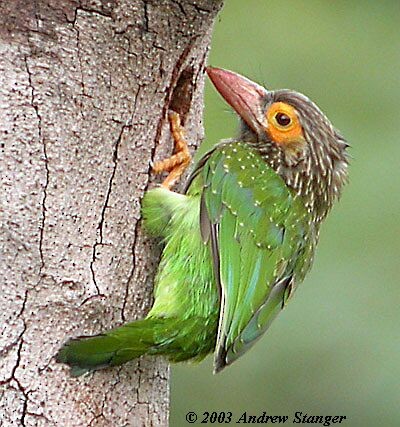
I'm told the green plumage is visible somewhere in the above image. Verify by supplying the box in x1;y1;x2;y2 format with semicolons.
57;142;314;375
57;66;348;375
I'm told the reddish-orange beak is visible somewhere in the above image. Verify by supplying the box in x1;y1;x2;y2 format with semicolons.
206;67;267;134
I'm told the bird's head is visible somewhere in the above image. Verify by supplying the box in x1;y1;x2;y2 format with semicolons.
206;66;349;222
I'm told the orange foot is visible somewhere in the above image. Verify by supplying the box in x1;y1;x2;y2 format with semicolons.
152;111;192;190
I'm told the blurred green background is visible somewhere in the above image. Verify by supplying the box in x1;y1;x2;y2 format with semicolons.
171;1;400;426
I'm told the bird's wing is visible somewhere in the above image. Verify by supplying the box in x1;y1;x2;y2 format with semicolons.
197;142;310;372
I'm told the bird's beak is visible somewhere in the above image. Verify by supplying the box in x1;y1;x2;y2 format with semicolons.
206;67;267;134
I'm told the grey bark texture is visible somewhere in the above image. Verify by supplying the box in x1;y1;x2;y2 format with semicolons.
0;1;223;425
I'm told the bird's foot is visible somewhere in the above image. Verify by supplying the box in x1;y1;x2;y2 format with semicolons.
152;111;192;190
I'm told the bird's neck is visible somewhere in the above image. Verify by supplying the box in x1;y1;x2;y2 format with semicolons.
245;140;347;225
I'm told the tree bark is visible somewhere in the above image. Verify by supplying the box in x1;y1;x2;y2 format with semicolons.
0;1;223;425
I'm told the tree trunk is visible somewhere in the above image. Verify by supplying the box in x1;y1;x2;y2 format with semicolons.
0;1;223;425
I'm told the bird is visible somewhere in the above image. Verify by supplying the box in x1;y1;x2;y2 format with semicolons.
56;67;349;376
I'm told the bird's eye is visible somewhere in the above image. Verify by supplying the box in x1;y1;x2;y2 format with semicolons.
266;102;303;144
275;112;291;127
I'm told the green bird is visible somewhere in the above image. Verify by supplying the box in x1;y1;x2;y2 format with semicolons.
56;67;349;376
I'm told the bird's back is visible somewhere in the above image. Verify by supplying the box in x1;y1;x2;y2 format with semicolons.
149;141;315;367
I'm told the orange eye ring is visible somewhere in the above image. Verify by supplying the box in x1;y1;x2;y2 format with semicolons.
266;102;304;144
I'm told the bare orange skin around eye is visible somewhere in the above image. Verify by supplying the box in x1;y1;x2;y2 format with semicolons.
265;102;305;145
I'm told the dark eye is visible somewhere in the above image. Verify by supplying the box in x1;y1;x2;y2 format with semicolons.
275;112;291;127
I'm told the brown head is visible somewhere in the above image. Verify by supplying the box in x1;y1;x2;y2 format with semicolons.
206;67;349;223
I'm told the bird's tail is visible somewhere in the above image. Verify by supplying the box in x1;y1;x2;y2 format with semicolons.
56;317;213;376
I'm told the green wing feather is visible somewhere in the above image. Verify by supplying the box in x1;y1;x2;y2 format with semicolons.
197;142;312;372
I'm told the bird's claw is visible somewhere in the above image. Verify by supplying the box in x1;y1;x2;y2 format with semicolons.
152;111;192;190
